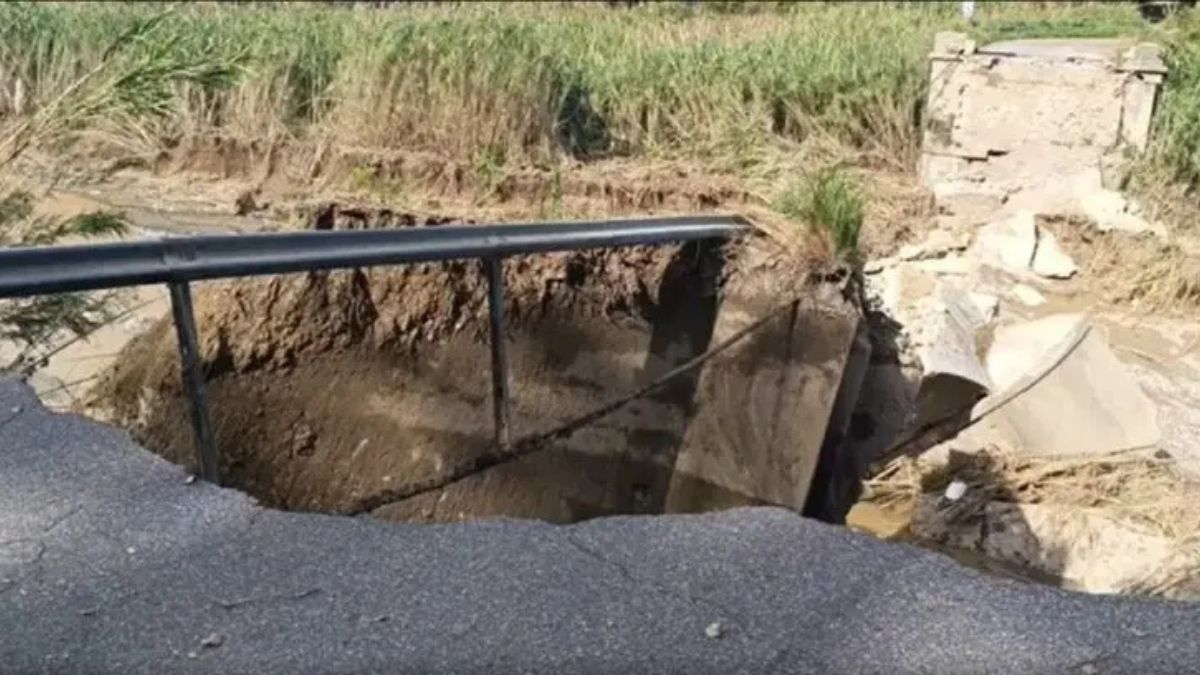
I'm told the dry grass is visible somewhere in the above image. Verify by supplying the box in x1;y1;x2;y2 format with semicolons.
1042;216;1200;313
868;446;1200;543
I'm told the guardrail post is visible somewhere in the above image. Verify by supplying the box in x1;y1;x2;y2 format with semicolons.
168;281;220;484
484;256;511;450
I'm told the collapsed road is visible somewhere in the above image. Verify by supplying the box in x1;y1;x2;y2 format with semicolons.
2;377;1200;674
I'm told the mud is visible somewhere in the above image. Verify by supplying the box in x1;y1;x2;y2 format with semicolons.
92;204;856;523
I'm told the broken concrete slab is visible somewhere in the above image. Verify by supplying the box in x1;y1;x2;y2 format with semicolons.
921;33;1167;230
971;210;1077;280
973;210;1038;272
897;228;971;262
981;314;1161;457
1031;230;1078;279
665;281;862;515
1080;189;1167;236
865;265;992;439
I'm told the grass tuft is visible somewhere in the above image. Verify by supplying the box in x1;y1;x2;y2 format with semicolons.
775;166;863;256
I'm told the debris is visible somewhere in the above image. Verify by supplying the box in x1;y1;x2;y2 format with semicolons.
913;255;974;276
291;424;317;458
1011;284;1046;307
200;633;225;649
184;475;197;485
969;292;998;321
233;190;260;216
704;622;723;640
973;211;1038;273
1080;189;1165;236
1031;230;1077;279
943;480;967;502
125;547;136;555
971;211;1077;279
982;314;1160;457
897;229;970;262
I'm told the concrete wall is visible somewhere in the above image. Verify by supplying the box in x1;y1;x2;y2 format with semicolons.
922;33;1166;223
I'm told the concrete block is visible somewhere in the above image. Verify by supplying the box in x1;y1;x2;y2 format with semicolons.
1031;230;1077;279
982;314;1161;457
665;286;861;513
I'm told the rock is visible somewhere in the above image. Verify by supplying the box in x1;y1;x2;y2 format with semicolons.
968;292;998;321
1030;229;1077;279
943;480;967;502
291;424;317;458
704;622;723;639
200;633;225;649
1011;284;1046;307
981;314;1160;457
973;211;1038;272
1079;189;1167;236
971;211;1076;279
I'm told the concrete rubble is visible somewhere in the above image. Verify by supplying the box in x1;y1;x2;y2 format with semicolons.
981;314;1161;457
852;34;1188;596
1011;283;1046;307
923;33;1169;236
969;210;1078;279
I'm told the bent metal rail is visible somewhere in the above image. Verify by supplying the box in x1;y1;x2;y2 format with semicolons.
0;216;747;484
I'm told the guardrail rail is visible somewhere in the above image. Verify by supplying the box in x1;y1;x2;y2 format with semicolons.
0;215;746;483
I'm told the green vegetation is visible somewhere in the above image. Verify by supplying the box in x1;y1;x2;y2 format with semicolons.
0;191;128;373
0;1;1196;203
775;166;863;256
1145;10;1200;190
2;2;945;169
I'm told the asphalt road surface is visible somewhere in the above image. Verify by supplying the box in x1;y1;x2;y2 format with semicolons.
1;377;1198;674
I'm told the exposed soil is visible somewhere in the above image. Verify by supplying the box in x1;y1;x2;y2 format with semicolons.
88;202;826;523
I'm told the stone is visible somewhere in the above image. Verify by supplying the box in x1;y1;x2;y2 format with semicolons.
1080;189;1166;236
973;211;1038;272
971;211;1076;279
981;314;1161;457
200;633;225;649
968;292;999;322
1030;230;1077;279
1011;284;1046;307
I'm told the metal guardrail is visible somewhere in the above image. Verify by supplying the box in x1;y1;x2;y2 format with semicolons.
0;215;746;484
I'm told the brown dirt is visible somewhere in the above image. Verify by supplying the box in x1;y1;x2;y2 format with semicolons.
89;201;820;522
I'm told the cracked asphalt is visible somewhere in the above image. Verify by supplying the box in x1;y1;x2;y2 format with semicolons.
2;377;1200;674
